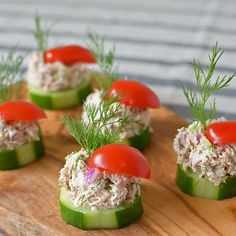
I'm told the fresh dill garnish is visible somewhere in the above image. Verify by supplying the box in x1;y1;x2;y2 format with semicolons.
83;96;132;130
0;49;24;104
182;42;236;129
63;98;133;156
87;30;119;96
34;14;51;52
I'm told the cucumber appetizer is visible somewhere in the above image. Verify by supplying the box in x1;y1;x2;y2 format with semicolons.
82;31;160;151
173;43;236;200
27;16;95;110
59;98;151;229
0;101;46;170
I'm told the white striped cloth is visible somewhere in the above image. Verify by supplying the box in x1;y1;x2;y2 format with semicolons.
1;0;236;119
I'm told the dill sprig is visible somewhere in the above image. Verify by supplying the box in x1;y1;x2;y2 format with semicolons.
87;30;119;96
63;98;133;155
0;49;24;104
183;42;236;129
34;15;51;51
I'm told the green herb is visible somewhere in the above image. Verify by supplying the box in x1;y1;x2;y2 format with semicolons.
34;15;51;51
0;49;24;104
79;194;86;201
73;156;87;169
183;42;236;129
87;30;119;96
63;98;133;155
104;179;112;190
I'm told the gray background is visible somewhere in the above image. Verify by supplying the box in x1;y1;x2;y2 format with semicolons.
1;0;236;119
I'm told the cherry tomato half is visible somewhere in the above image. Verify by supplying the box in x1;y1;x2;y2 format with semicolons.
0;101;47;121
43;45;96;65
88;144;151;178
108;80;160;108
205;121;236;145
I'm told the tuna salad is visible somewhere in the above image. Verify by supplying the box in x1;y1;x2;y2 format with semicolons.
27;52;88;92
59;149;140;210
173;119;236;185
0;119;39;150
82;90;151;139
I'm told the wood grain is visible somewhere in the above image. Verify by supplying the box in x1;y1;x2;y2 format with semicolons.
0;107;236;236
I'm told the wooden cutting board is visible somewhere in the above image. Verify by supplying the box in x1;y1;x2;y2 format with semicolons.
0;107;236;236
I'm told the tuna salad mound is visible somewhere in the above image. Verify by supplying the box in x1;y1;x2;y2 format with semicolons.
59;149;140;210
27;52;88;92
82;90;151;139
0;119;40;150
173;119;236;185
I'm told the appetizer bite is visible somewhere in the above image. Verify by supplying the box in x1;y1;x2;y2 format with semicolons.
27;16;95;110
82;31;160;151
0;50;46;170
173;43;236;200
59;99;151;229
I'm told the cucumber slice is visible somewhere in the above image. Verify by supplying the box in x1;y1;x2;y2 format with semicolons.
29;77;92;110
59;187;143;229
176;164;236;200
123;127;151;151
0;138;44;170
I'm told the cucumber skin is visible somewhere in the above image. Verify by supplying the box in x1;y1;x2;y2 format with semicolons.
125;127;151;151
176;164;236;200
0;148;19;170
114;196;144;228
0;137;44;170
219;175;236;200
29;77;92;110
60;202;84;229
59;188;144;230
30;92;52;110
176;164;193;195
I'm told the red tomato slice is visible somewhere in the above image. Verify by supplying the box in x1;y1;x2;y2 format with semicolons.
88;144;151;178
205;121;236;144
0;101;47;121
108;80;160;108
43;45;96;65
